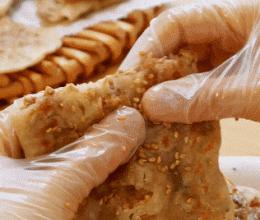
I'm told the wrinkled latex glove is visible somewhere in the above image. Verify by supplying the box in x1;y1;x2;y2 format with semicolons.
121;0;260;124
0;106;145;220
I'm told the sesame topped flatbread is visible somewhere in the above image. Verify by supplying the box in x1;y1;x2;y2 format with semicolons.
0;17;61;74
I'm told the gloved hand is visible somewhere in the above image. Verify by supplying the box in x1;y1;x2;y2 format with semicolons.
0;106;145;220
120;0;260;124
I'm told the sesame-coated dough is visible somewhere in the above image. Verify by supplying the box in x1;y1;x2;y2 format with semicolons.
8;50;197;158
77;121;235;220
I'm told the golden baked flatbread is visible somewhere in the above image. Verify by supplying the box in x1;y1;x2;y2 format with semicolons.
0;17;61;74
35;0;128;22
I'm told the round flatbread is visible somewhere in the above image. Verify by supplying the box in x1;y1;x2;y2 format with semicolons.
0;17;62;74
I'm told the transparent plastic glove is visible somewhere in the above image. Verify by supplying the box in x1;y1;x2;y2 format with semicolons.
121;0;260;124
0;106;145;220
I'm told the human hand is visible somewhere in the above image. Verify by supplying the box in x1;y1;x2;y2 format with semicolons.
121;0;260;124
0;106;145;219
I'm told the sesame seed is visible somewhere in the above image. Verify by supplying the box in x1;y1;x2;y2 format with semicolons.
166;188;172;195
170;163;176;170
144;195;151;200
133;97;140;102
139;152;146;159
175;152;180;160
99;199;103;205
161;166;167;172
148;74;155;79
136;88;143;93
175;160;180;165
151;144;159;150
65;203;71;209
157;156;162;164
139;159;147;166
158;165;162;172
116;208;120;215
134;78;141;84
46;128;52;133
122;203;130;210
81;116;85;122
180;154;186;159
174;131;179;138
187;198;192;204
184;137;189;144
149;157;156;162
142;80;148;85
122;146;126;151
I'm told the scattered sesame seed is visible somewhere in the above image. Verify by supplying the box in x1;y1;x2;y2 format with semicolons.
166;188;172;195
122;146;127;151
139;152;146;158
144;195;151;200
187;198;192;204
149;157;156;162
44;86;55;96
174;131;179;138
134;78;141;84
170;163;176;170
157;156;162;164
99;199;103;205
133;97;140;103
184;137;189;144
81;116;85;122
175;160;180;165
175;152;180;160
139;159;147;166
151;144;159;150
180;154;186;159
142;80;148;85
65;203;71;209
60;103;64;108
122;203;130;210
116;208;120;215
46;128;52;133
136;88;143;93
148;74;155;79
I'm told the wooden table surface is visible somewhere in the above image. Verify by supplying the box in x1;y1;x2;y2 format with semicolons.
220;118;260;156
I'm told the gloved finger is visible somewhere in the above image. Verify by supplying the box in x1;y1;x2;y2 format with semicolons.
0;106;145;220
120;0;259;71
0;109;21;158
142;24;260;124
